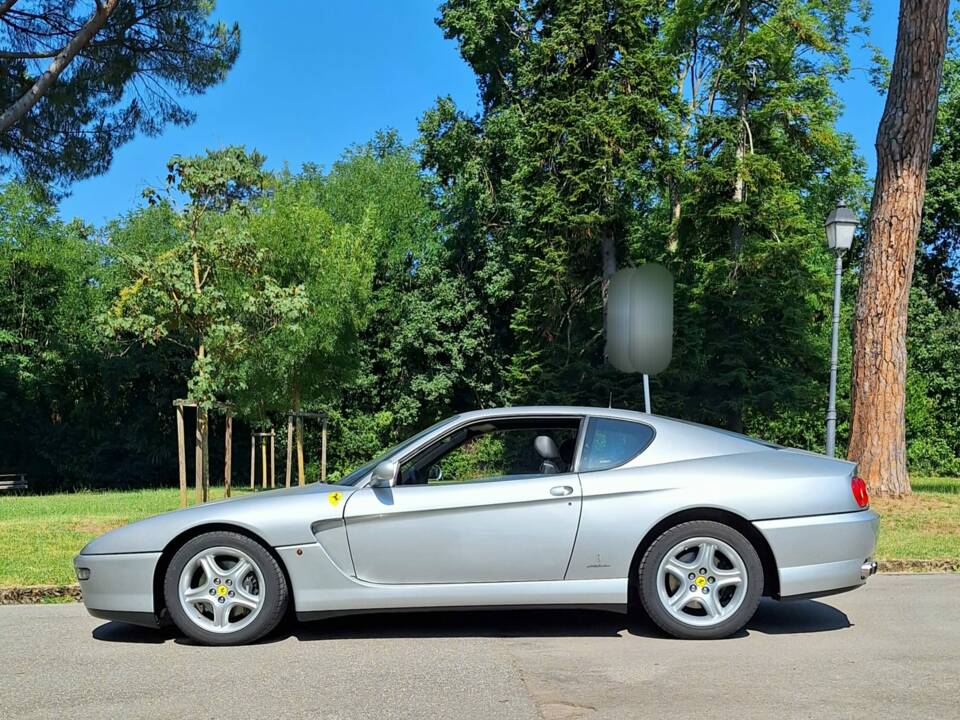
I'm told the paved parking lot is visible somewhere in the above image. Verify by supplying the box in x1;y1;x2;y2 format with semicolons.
1;574;956;720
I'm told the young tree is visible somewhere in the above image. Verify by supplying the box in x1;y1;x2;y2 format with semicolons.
240;175;375;483
0;1;239;186
848;0;950;497
106;148;309;494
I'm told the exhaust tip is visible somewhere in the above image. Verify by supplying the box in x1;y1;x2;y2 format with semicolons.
861;560;878;580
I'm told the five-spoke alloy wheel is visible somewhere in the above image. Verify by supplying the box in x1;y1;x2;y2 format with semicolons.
164;531;288;645
638;520;763;639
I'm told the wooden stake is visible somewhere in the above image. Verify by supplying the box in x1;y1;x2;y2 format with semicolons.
285;415;294;488
195;407;203;505
321;418;327;483
249;435;255;489
270;429;276;488
224;414;233;498
176;405;187;508
296;415;305;486
201;406;210;503
261;435;268;490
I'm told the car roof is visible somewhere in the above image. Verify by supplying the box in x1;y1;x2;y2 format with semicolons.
453;406;779;448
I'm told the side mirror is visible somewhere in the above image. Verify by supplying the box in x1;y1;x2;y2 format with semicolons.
370;459;399;488
427;464;443;482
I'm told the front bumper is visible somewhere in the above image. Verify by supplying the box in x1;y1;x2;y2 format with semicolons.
74;551;162;625
754;509;879;598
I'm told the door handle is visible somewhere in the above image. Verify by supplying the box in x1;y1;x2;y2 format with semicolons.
550;485;574;497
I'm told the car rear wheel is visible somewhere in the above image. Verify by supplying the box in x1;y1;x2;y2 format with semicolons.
163;531;288;646
638;520;763;639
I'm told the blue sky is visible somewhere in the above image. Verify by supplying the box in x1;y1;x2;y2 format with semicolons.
58;1;906;226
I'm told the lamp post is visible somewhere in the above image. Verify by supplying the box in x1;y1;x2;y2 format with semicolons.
824;201;859;457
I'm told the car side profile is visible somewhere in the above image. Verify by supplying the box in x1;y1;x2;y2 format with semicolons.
75;406;879;645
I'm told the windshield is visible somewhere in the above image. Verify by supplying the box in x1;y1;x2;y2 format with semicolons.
332;415;460;486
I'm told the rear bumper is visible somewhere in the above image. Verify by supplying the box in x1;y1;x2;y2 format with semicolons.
753;509;879;598
74;551;161;621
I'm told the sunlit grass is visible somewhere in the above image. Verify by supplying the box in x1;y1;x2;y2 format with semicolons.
874;476;960;562
0;487;251;586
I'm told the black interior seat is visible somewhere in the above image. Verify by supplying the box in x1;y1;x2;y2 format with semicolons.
535;435;562;474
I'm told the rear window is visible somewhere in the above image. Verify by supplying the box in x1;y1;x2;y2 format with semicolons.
579;418;654;472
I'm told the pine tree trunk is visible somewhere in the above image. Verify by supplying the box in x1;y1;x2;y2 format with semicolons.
848;0;949;497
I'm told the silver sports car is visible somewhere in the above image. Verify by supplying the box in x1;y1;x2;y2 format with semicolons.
75;406;879;645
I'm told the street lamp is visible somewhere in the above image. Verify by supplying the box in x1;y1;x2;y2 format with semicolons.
824;201;859;457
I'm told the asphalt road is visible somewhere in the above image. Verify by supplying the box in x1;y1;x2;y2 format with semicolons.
1;574;956;720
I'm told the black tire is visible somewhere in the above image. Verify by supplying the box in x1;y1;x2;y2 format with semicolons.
163;531;288;646
638;520;763;640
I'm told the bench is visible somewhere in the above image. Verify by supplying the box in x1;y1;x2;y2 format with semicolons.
0;474;27;492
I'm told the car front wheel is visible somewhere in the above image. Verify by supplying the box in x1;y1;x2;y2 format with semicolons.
163;531;288;646
638;520;763;639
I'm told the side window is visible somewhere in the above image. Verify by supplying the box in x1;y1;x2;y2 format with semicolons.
399;423;581;485
578;418;654;472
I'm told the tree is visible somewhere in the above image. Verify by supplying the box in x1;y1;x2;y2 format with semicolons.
654;0;869;434
317;133;504;473
424;0;868;437
425;0;677;399
241;174;375;482
916;12;960;306
848;0;950;497
0;1;239;186
105;148;310;493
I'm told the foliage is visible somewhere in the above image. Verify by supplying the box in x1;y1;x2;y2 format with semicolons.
2;3;960;490
917;11;960;305
0;0;240;188
239;174;376;419
105;148;310;406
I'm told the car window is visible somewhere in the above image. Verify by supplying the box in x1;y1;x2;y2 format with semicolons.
399;422;580;486
332;415;460;485
578;418;654;472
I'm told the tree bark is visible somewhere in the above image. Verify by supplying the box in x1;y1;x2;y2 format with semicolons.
223;414;232;499
0;0;120;133
848;0;949;497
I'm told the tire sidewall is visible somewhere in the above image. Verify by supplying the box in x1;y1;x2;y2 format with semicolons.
639;520;763;639
163;531;288;646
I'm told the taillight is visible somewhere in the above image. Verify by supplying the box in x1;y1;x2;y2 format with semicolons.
851;476;869;508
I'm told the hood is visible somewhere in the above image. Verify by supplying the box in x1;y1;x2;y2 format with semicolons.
79;482;357;555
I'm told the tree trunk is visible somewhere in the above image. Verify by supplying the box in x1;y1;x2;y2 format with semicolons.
293;389;306;486
0;0;119;132
848;0;949;497
729;0;748;256
223;414;232;499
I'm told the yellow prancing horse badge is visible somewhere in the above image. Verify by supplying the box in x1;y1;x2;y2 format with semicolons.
328;491;343;507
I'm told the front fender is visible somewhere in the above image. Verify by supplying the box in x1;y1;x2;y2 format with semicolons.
81;484;356;554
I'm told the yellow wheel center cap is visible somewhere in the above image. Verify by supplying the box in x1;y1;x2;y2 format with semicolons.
217;584;229;597
694;576;707;588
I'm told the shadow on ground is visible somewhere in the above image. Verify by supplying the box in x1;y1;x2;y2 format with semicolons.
91;597;850;645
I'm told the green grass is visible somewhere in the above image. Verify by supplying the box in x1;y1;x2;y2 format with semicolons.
0;487;250;586
874;476;960;562
0;478;957;588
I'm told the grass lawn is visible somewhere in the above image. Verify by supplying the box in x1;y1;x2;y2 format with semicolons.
0;478;957;588
873;476;960;561
0;487;250;587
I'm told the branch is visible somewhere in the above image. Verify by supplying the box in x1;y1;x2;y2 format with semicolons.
0;1;18;18
0;0;120;134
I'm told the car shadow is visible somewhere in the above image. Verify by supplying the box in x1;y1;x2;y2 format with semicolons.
91;597;851;645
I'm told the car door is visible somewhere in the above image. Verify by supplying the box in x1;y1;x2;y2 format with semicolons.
342;420;583;585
